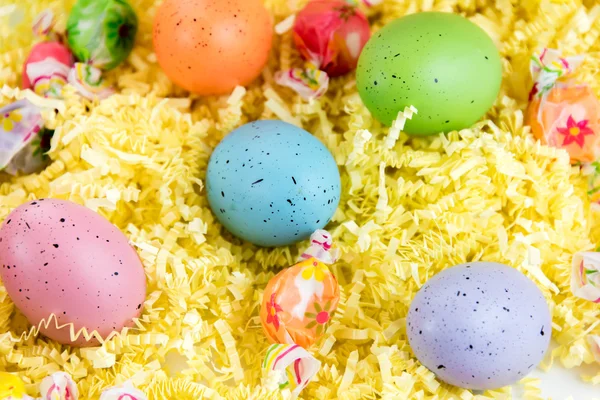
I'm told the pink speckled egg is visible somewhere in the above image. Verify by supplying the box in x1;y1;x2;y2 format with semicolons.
0;199;146;346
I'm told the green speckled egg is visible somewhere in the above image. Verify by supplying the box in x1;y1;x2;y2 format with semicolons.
356;12;502;136
67;0;138;70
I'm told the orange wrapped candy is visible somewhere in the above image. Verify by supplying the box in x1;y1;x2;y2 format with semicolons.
526;48;600;164
260;230;340;349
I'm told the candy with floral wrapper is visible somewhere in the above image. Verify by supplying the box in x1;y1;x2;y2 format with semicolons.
276;0;370;99
526;48;600;164
0;100;49;175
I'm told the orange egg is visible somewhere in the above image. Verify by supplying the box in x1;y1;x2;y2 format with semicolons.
153;0;273;95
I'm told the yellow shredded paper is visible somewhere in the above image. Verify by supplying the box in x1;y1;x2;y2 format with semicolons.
1;0;600;399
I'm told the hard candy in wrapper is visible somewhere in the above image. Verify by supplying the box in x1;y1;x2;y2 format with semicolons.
260;231;340;349
276;0;370;99
526;48;600;164
262;344;321;397
66;0;138;70
22;41;74;98
0;372;27;400
572;252;600;303
0;100;50;175
39;372;78;400
294;0;370;77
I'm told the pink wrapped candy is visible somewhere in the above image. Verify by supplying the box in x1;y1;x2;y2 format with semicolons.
276;0;370;100
293;0;371;77
22;41;74;98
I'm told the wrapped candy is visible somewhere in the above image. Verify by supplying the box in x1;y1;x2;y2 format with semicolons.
0;372;27;400
0;99;49;175
571;252;600;303
260;256;340;347
262;344;321;397
0;371;145;400
99;382;147;400
39;372;78;400
68;63;115;100
260;230;340;398
275;0;370;99
260;252;340;347
526;48;600;164
66;0;138;70
22;42;74;98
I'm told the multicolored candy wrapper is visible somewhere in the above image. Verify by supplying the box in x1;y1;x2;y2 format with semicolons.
66;0;138;70
526;48;600;165
0;99;50;175
275;66;330;100
22;42;74;98
0;372;28;400
276;0;370;99
572;252;600;303
32;9;58;41
259;230;340;397
38;372;78;400
262;344;321;398
99;382;147;400
68;63;115;100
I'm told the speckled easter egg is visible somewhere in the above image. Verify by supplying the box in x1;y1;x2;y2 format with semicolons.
206;120;340;247
406;262;551;390
356;12;502;135
153;0;273;95
66;0;138;70
0;199;146;346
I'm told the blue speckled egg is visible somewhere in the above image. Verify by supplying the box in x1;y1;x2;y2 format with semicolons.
406;262;551;390
206;120;341;247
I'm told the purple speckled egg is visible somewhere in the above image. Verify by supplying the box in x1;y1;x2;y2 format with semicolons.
406;262;551;390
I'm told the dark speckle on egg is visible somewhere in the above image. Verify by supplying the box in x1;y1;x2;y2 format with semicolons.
406;262;551;390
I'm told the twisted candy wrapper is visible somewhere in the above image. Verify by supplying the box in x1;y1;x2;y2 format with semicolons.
526;48;600;164
68;63;115;100
22;42;73;98
39;372;79;400
262;344;321;398
572;252;600;303
0;372;146;400
99;382;147;400
276;0;370;99
0;99;49;175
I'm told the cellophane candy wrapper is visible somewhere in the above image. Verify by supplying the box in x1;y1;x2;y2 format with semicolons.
0;99;51;176
22;42;74;98
38;372;79;400
572;252;600;303
276;0;370;99
99;381;147;400
262;344;321;398
66;0;138;70
68;63;115;100
526;48;600;165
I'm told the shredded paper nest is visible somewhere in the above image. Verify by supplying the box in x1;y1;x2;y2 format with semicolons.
1;0;600;399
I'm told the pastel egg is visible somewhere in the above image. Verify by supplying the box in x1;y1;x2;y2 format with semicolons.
153;0;273;95
206;120;341;247
66;0;138;70
0;199;146;346
356;12;502;135
406;262;551;390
